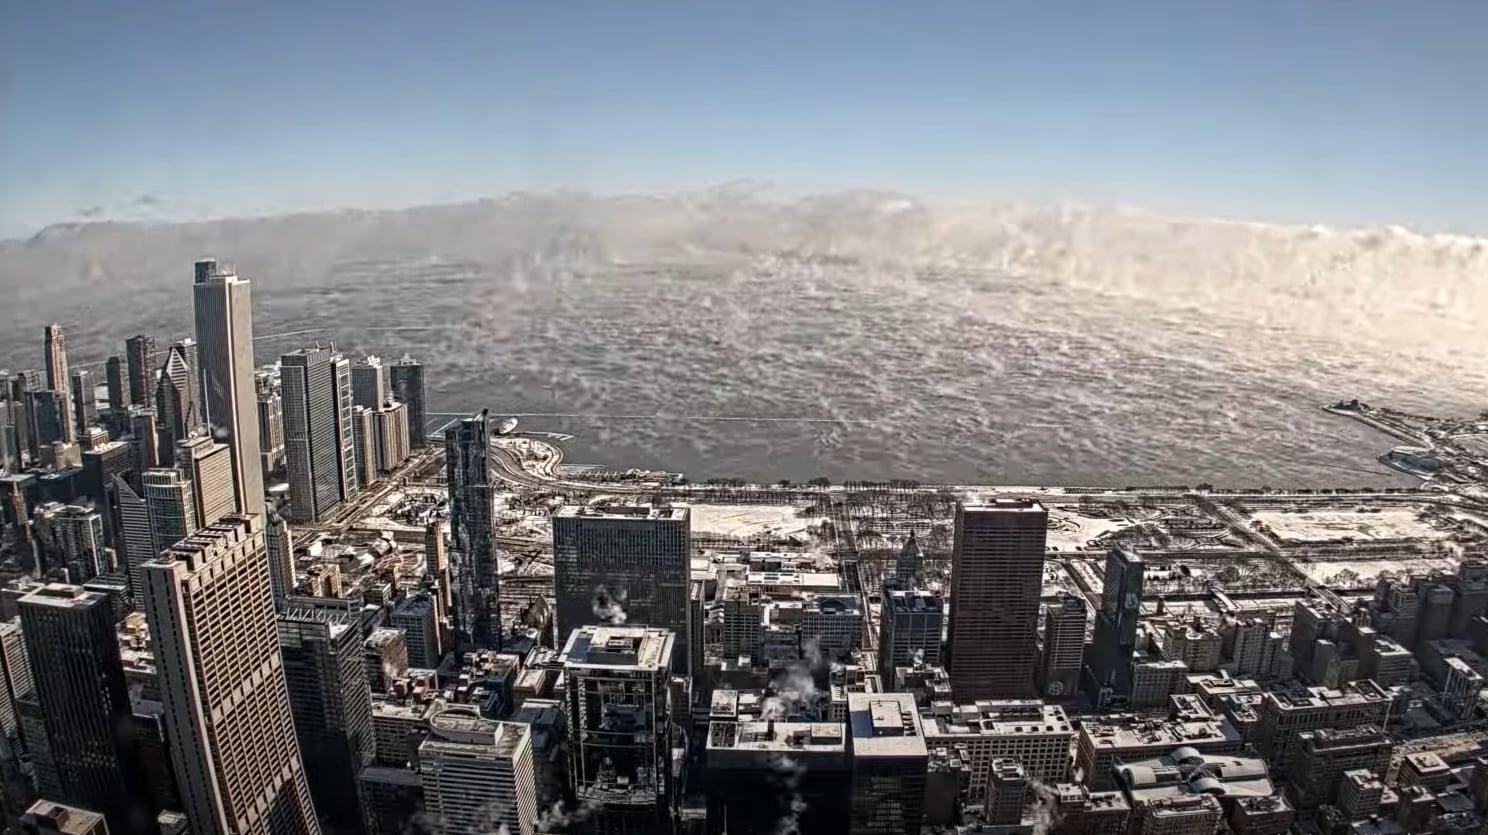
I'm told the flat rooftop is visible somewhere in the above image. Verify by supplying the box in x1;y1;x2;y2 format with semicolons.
849;692;926;758
1081;716;1240;751
924;701;1072;738
19;583;106;611
707;720;847;754
560;625;674;671
963;497;1047;512
556;505;687;521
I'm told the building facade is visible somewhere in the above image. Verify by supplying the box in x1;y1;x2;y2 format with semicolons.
947;498;1046;700
446;413;497;648
191;259;264;514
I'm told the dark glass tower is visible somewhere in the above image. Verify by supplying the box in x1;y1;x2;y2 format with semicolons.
446;412;497;647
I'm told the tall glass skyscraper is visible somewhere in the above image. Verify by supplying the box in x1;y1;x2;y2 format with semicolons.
947;497;1047;701
445;412;496;648
191;259;263;514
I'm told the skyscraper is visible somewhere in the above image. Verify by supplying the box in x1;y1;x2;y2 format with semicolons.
552;506;691;666
390;594;441;669
19;584;149;834
388;357;426;449
350;356;385;409
112;476;155;612
143;514;320;835
192;259;264;514
175;434;236;529
420;710;537;835
561;625;675;832
124;335;156;408
256;371;285;477
947;498;1046;701
877;585;944;683
155;344;201;466
127;410;158;476
350;407;377;488
371;402;409;474
43;325;74;444
265;506;296;603
35;504;105;584
277;604;375;835
68;369;96;435
446;413;496;647
1041;591;1087;701
847;692;928;835
141;469;197;556
104;357;126;411
1088;547;1145;701
280;347;356;522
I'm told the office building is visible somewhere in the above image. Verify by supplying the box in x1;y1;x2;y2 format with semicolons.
922;701;1072;796
877;585;943;683
895;532;922;584
127;410;158;475
350;356;386;409
1048;784;1130;835
104;357;126;411
141;469;196;556
391;593;442;669
277;604;376;834
124;335;156;408
142;514;319;835
265;507;295;603
192;258;264;513
34;504;105;583
420;709;537;835
43;324;74;443
553;506;691;667
446;413;497;647
256;372;284;477
703;691;849;835
154;345;200;466
68;370;95;434
364;629;409;693
18;801;109;835
1076;714;1243;791
947;498;1046;700
847;692;927;835
1089;547;1145;702
1255;681;1391;775
174;434;235;530
389;357;426;448
19;585;147;832
561;626;675;831
372;402;409;474
1041;591;1087;701
26;390;66;453
802;592;863;659
986;759;1027;825
0;619;34;797
112;477;154;611
1287;726;1393;809
350;407;377;488
280;346;355;522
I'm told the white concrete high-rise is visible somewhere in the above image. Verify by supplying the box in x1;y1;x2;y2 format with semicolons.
420;709;537;835
143;514;320;835
192;259;264;514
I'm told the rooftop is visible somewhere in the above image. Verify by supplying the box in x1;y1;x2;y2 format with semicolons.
707;719;847;754
849;692;926;759
924;700;1072;738
1081;715;1241;751
560;625;674;671
19;583;105;611
556;505;687;521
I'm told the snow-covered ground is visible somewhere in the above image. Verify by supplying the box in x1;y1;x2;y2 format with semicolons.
681;504;825;539
1251;507;1446;542
1045;508;1140;551
1294;557;1460;587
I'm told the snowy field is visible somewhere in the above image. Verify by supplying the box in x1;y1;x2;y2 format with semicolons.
681;504;825;539
1296;557;1460;587
1045;508;1140;551
1251;508;1446;542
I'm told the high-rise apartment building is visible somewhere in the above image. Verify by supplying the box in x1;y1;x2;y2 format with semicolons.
104;357;126;411
350;356;385;409
947;498;1046;700
877;585;943;683
43;324;74;444
561;626;675;832
19;584;148;833
389;357;426;449
350;407;377;488
446;413;496;647
174;434;236;530
280;347;355;522
553;506;691;668
192;259;264;514
34;504;105;583
1041;591;1087;701
124;335;156;408
143;514;319;835
420;709;537;835
848;692;928;835
265;507;296;603
372;402;409;474
277;604;375;834
68;370;95;434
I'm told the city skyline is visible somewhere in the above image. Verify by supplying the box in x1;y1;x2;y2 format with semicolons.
4;2;1488;239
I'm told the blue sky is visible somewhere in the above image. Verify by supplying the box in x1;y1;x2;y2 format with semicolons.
2;1;1485;239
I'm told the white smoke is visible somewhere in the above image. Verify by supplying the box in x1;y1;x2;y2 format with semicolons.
762;650;822;720
537;799;599;833
591;584;628;625
1027;779;1061;835
911;647;925;666
770;754;808;835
